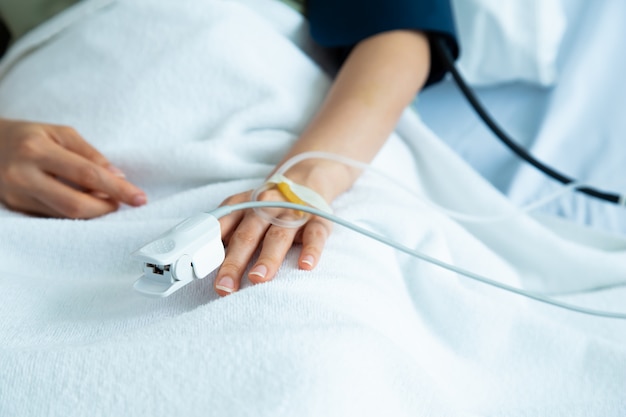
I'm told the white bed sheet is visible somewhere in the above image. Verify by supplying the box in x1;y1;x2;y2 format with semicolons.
416;0;626;235
0;1;625;416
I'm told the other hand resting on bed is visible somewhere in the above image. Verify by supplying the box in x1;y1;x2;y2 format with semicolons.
213;30;431;296
0;118;147;218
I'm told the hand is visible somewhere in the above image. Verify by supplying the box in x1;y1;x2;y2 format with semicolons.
210;29;431;296
213;186;333;296
0;118;147;218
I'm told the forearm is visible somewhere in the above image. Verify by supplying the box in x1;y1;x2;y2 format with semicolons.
279;29;431;201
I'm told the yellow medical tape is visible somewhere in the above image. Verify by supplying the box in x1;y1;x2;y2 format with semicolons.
265;174;333;214
276;181;307;206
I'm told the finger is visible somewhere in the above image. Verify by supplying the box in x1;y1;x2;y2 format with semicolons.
39;145;146;207
50;126;111;168
30;172;119;218
297;217;332;270
217;192;251;242
214;213;269;296
0;163;100;218
219;210;244;246
248;222;299;284
1;191;65;218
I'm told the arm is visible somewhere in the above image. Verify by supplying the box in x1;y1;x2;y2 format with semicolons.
214;29;431;295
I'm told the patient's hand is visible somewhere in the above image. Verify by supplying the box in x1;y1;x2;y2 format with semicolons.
212;30;431;296
0;118;147;218
214;182;333;296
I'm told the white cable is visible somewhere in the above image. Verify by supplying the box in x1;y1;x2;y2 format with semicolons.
209;201;626;320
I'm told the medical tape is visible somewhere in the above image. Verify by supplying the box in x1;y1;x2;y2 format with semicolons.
264;173;333;214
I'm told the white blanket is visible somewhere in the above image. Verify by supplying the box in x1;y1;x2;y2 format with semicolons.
0;1;625;416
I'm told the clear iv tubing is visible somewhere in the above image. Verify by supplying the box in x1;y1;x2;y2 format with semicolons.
210;201;626;320
271;151;583;224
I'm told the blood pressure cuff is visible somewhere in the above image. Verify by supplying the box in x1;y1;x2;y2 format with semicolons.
306;0;459;86
0;18;10;57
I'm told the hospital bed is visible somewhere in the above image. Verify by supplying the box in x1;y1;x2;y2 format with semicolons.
0;0;625;416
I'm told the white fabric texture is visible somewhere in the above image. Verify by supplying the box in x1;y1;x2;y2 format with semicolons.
451;0;567;86
0;0;625;416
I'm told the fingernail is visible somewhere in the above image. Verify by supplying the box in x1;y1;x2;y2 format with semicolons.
248;265;267;280
216;276;235;293
301;255;314;269
108;165;126;178
132;193;147;206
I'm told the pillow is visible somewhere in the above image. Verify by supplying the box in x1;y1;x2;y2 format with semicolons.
450;0;567;86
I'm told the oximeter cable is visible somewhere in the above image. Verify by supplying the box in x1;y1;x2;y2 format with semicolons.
210;201;626;320
432;36;624;206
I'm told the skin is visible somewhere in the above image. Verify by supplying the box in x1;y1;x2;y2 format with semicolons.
0;29;430;296
0;119;147;218
214;30;431;295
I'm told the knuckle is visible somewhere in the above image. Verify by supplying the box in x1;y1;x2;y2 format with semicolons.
318;219;333;234
259;188;283;202
60;125;78;136
220;191;252;206
256;254;282;269
50;125;79;147
0;164;25;186
15;134;45;159
265;226;293;241
218;260;245;276
59;199;88;219
302;243;322;257
77;165;102;189
304;222;330;241
57;126;80;142
230;229;259;247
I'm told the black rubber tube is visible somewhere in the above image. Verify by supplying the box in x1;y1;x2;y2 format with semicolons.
433;36;620;205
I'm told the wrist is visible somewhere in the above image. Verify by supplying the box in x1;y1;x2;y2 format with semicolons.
279;158;361;203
